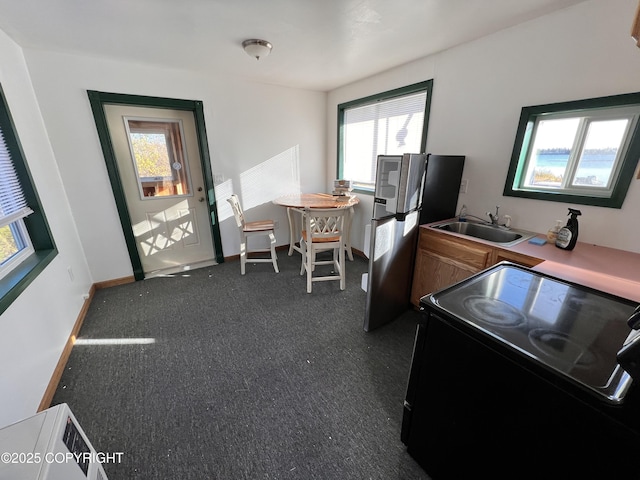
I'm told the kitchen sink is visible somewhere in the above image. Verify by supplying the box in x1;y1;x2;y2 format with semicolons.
430;221;535;246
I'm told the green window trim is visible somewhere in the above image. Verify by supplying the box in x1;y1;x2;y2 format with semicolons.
0;249;57;314
0;85;57;316
503;92;640;208
337;80;433;195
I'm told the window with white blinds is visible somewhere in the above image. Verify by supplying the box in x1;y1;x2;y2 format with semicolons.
338;81;432;190
0;122;34;274
0;84;56;314
0;130;33;228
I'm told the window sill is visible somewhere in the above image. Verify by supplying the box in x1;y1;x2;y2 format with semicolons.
503;188;625;208
352;186;374;195
0;248;57;316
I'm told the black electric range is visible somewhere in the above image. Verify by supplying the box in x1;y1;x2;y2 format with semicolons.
402;262;640;479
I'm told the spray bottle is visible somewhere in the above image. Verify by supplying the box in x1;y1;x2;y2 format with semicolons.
555;208;582;251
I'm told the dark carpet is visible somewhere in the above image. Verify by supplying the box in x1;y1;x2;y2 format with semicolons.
51;252;430;479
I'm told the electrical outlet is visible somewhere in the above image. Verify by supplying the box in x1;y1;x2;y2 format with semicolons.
460;179;469;194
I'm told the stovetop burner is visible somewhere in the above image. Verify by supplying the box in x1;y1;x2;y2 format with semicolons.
463;295;526;327
562;294;632;321
528;328;598;370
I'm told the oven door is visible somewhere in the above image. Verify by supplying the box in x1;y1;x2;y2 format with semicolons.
401;321;428;445
403;309;640;479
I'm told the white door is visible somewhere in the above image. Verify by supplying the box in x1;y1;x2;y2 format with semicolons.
105;105;216;276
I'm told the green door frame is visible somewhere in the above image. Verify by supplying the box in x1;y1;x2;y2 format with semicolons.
87;90;224;281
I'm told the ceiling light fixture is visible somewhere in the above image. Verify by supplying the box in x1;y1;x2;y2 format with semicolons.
242;39;273;60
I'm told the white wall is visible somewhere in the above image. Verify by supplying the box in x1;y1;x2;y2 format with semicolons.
23;50;327;281
0;31;93;426
328;0;640;254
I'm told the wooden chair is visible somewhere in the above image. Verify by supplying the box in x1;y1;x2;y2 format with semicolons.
227;194;279;275
299;207;346;293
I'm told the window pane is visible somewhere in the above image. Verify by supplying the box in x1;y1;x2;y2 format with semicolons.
127;120;192;198
0;220;30;266
343;117;375;184
342;91;427;188
0;223;19;264
131;133;172;178
524;118;579;188
572;119;627;188
504;92;640;208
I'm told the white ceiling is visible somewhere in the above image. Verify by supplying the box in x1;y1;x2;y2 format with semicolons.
0;0;588;91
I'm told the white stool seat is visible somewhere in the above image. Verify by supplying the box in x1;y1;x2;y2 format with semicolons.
299;207;346;293
227;194;279;275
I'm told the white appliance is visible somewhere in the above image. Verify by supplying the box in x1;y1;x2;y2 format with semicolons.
0;404;108;480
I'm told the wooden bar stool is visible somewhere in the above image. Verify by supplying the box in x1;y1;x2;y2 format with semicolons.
299;207;346;293
227;194;279;275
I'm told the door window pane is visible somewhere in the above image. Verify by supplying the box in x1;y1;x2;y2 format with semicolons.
126;119;192;199
131;132;173;179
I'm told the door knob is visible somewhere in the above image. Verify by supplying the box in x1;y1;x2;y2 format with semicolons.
199;197;205;202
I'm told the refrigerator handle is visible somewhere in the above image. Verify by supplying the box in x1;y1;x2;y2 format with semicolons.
417;158;428;212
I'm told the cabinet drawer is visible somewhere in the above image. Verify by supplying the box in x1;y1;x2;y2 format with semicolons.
492;248;543;268
419;230;492;270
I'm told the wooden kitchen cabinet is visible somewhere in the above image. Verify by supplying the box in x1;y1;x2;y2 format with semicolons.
410;228;493;306
491;248;542;268
410;227;547;307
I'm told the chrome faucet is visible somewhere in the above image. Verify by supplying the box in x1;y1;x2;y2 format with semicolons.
487;206;500;225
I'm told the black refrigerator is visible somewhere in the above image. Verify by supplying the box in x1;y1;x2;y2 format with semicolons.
363;153;465;332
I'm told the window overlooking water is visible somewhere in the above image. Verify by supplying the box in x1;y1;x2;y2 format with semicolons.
504;93;640;208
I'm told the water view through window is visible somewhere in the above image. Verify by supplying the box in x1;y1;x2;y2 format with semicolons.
504;92;640;208
525;118;627;189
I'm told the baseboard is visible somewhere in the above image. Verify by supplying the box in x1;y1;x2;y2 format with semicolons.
37;275;135;411
37;283;96;411
94;275;135;289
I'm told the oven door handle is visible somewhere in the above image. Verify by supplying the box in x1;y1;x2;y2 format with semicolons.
628;305;640;330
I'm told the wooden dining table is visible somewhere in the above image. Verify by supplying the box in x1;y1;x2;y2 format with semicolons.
272;193;359;260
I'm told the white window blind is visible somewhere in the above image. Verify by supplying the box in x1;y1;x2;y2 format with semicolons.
0;129;32;229
342;91;427;188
